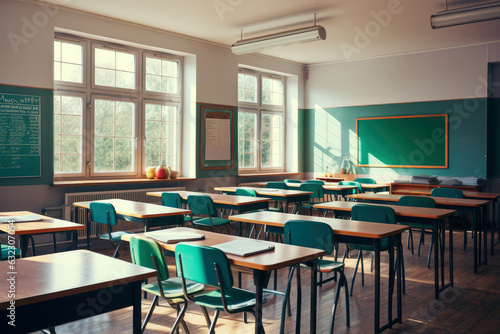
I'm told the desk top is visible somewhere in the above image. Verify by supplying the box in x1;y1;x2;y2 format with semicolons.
214;186;313;197
256;182;358;192
147;191;271;206
348;193;490;208
393;189;500;200
315;177;345;182
229;211;409;239
0;250;156;309
73;198;191;218
122;227;324;272
0;211;84;235
314;201;457;219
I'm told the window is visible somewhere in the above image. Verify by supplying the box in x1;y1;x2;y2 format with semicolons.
238;70;285;172
54;35;182;179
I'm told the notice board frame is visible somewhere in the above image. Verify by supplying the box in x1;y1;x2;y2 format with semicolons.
356;114;448;168
200;104;234;170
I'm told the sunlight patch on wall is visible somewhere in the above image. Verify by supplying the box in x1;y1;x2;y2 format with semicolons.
313;105;341;174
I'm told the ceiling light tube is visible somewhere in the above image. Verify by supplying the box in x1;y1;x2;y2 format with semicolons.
231;25;326;55
431;2;500;29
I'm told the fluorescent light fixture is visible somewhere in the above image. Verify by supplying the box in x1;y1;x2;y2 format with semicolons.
431;1;500;29
231;25;326;55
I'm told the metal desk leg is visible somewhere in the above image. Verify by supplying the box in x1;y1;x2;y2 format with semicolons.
374;240;380;334
310;259;318;334
253;270;268;334
132;282;142;334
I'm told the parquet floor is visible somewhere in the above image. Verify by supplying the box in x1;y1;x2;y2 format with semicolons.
32;220;500;334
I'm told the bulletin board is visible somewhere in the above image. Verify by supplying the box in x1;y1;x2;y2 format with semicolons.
200;105;234;169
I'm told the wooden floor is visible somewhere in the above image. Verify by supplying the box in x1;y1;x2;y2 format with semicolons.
33;221;500;334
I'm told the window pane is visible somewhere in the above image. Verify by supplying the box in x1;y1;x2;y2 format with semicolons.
238;73;257;103
261;113;283;168
54;40;83;84
262;76;284;106
94;47;135;89
94;99;135;173
53;94;83;174
144;103;179;170
145;56;179;94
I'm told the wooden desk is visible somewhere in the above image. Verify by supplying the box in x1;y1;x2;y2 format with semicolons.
0;250;156;333
315;176;345;182
314;201;456;299
228;211;407;333
347;193;489;273
73;199;191;250
390;182;482;194
214;186;312;213
0;211;84;257
256;181;358;201
147;190;270;213
122;227;325;334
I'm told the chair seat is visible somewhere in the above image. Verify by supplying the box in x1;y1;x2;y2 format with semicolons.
142;276;204;299
98;230;133;242
266;225;284;234
300;258;345;273
193;217;230;227
1;244;20;260
193;288;263;312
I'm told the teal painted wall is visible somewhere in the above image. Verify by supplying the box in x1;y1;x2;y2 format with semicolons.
302;98;488;178
196;103;238;178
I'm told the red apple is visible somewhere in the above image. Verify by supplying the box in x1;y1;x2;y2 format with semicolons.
155;166;166;179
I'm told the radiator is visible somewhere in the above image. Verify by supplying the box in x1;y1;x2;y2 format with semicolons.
64;187;186;239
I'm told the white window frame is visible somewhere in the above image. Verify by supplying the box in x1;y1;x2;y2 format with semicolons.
53;33;183;180
238;69;286;173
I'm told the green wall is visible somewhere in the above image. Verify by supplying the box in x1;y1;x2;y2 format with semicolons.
302;98;488;178
488;98;500;178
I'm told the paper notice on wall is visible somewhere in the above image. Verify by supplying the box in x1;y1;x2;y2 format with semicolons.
205;118;231;160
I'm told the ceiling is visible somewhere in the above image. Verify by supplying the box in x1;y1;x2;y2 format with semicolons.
36;0;500;64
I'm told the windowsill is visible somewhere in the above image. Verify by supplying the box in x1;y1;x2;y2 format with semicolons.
52;177;196;187
237;172;301;177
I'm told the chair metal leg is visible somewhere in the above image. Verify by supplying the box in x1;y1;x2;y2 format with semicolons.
350;251;362;296
112;241;122;258
208;310;220;334
170;299;189;334
330;271;350;334
141;295;158;333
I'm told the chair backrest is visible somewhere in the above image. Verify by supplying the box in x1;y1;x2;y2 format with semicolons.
339;181;363;194
399;195;436;208
129;235;169;281
351;204;396;224
187;195;216;216
265;182;288;189
299;183;324;200
89;202;118;226
235;188;257;197
175;243;233;289
284;220;334;255
161;192;183;208
431;187;464;198
284;179;301;183
304;180;325;185
354;177;376;184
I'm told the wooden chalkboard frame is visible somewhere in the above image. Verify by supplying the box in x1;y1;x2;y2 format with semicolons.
200;104;234;170
356;114;448;168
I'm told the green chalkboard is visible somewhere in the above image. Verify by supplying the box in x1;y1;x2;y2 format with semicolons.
0;86;52;178
357;114;448;168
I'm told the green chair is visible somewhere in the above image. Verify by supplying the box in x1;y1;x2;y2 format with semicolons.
298;183;325;215
338;181;362;200
283;220;349;334
398;196;437;268
284;179;301;183
304;179;325;185
187;195;232;233
129;235;204;333
89;202;133;258
345;204;404;295
266;181;288;189
175;243;265;333
236;188;263;238
354;177;376;184
161;192;192;225
264;181;289;239
0;244;20;260
431;188;469;250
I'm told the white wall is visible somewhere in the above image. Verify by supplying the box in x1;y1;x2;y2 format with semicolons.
305;44;492;108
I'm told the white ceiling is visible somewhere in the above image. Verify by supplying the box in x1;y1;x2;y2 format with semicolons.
36;0;500;64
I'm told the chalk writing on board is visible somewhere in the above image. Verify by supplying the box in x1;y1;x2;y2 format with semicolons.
0;93;41;178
